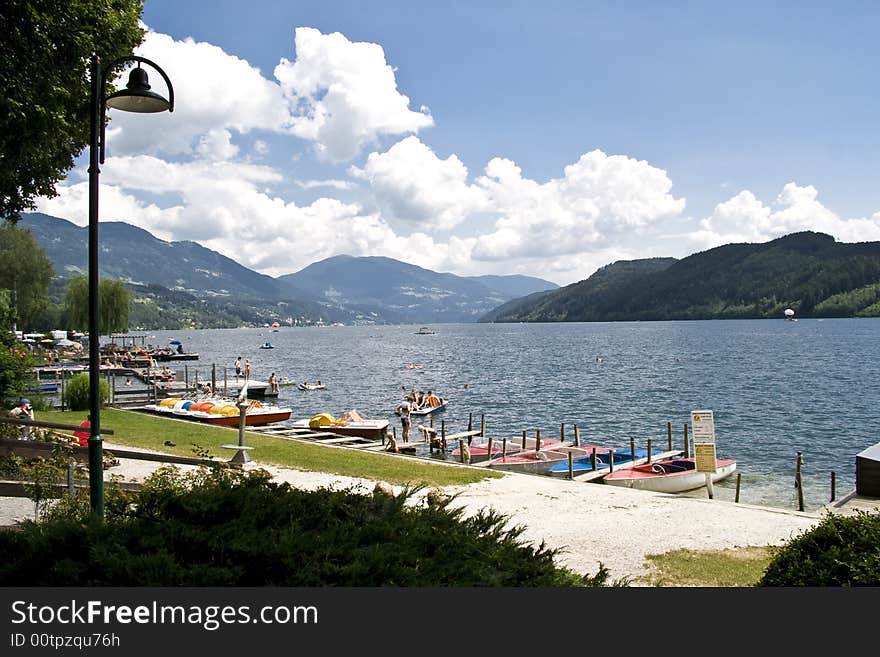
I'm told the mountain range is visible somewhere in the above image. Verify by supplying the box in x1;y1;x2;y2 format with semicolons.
482;231;880;322
20;212;558;327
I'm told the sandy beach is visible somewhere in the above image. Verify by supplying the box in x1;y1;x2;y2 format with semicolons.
0;441;832;583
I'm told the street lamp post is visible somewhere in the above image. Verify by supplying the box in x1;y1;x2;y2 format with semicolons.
87;54;173;517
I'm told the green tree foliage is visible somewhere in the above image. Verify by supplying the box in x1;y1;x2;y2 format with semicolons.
64;275;131;333
0;466;614;587
0;341;36;408
62;373;109;411
758;511;880;586
0;0;145;220
0;224;54;329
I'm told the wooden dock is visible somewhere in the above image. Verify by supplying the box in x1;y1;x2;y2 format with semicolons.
245;424;384;450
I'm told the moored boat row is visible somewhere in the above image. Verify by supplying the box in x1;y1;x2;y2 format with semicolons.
137;396;292;427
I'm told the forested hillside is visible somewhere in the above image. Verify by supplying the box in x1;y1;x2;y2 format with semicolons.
484;232;880;322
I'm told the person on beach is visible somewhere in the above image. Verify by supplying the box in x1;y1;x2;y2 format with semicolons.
234;357;242;380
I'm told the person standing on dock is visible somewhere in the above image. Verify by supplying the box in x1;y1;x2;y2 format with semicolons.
234;357;242;381
269;372;279;394
244;358;251;381
399;400;412;442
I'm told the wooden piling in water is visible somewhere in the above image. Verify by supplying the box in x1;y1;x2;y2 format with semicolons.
536;429;542;452
502;438;507;458
468;413;473;432
591;447;597;471
560;423;565;443
211;363;217;392
667;421;672;451
574;424;580;446
683;424;689;458
830;471;836;502
567;451;574;480
459;439;466;464
735;472;742;503
486;437;493;461
521;430;527;451
647;439;652;463
796;451;805;512
630;437;636;460
608;449;615;473
480;415;486;437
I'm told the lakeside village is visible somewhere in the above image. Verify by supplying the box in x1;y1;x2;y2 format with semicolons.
8;327;757;501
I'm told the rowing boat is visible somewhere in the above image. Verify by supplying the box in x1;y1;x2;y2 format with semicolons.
602;457;737;493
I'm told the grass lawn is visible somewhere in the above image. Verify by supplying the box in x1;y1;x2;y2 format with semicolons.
638;546;775;587
38;408;501;488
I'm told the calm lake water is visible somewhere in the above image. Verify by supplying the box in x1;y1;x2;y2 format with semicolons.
145;318;879;512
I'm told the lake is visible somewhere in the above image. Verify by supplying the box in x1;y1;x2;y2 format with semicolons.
143;318;880;512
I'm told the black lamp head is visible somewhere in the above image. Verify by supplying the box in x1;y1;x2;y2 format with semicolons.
105;64;171;113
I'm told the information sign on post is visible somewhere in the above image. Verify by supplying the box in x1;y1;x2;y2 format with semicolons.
691;410;717;499
690;410;715;445
694;443;717;472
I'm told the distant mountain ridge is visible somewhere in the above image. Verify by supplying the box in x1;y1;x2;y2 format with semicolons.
483;231;880;322
276;255;557;323
20;212;558;326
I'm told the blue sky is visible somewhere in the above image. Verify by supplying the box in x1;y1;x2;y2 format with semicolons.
37;0;880;285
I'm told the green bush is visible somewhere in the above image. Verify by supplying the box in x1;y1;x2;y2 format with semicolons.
62;373;108;411
758;511;880;586
0;466;615;587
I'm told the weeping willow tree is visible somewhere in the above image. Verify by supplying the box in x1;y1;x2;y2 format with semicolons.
64;275;130;334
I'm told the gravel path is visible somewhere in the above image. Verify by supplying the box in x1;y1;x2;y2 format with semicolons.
0;443;823;582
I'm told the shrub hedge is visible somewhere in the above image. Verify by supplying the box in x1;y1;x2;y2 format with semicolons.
61;373;108;411
0;466;613;587
758;510;880;586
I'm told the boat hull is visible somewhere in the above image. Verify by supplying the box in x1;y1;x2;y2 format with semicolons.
454;437;563;462
409;402;447;416
603;458;737;493
190;410;291;427
487;448;591;475
547;447;654;477
138;403;291;427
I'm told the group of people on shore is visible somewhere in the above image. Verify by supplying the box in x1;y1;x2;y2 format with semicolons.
396;389;445;442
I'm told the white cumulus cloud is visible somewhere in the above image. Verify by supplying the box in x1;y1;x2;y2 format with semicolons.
274;27;433;161
473;150;686;260
692;182;880;249
352;136;489;229
105;28;292;158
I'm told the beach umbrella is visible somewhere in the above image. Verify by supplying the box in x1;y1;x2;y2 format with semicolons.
784;308;795;317
169;339;182;345
56;338;76;347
